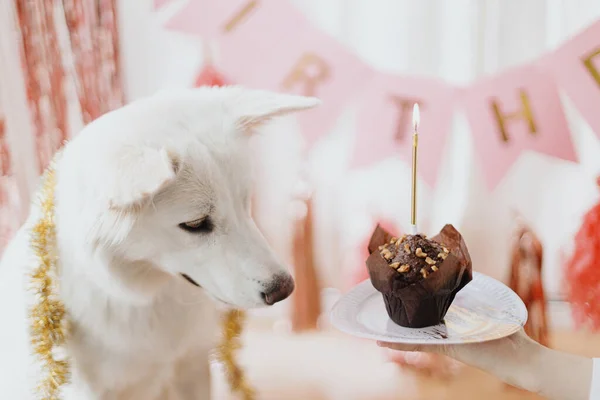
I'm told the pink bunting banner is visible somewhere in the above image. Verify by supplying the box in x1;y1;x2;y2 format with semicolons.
351;74;455;187
462;65;576;189
168;0;372;149
161;2;600;190
543;22;600;139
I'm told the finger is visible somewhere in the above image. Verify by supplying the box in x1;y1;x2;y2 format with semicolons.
377;341;450;355
376;341;423;352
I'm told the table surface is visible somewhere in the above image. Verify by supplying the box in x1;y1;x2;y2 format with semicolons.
213;324;600;400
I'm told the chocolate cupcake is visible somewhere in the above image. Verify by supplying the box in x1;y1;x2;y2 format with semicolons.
366;224;472;328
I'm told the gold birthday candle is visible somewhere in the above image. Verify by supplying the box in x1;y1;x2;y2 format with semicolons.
410;104;420;234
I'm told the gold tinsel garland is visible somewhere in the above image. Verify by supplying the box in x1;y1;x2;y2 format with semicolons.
218;310;256;400
29;163;69;400
29;162;255;399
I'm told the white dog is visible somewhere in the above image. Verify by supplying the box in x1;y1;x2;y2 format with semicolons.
0;86;319;399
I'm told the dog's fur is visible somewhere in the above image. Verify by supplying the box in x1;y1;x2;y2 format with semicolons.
0;86;319;399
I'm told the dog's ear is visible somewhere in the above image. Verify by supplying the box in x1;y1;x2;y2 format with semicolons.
103;146;180;210
230;89;321;130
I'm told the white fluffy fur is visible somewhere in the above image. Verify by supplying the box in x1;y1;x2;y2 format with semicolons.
0;86;319;399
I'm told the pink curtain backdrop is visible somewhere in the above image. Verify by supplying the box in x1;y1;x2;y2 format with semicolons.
0;116;18;252
16;0;124;172
0;120;9;177
0;0;124;255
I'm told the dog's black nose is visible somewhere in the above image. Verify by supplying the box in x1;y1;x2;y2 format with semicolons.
261;274;295;305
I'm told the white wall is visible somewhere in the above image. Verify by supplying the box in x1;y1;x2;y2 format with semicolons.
118;0;600;300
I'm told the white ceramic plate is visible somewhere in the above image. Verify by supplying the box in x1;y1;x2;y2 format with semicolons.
330;272;527;345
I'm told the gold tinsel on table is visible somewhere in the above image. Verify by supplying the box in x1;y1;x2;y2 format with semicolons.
28;161;254;399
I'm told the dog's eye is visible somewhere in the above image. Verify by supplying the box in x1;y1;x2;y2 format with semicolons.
179;217;214;234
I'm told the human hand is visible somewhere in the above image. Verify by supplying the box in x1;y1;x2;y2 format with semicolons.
377;329;592;400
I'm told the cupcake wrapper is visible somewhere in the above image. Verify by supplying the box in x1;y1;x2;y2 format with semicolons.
366;224;473;328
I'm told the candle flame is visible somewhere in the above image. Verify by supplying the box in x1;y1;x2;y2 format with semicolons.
412;103;420;132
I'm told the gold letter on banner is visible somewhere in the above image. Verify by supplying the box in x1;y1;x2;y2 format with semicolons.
490;90;537;143
281;53;330;97
223;0;259;33
583;47;600;88
389;96;422;142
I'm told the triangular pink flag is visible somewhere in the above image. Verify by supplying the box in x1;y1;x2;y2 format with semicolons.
462;64;577;190
351;74;456;187
542;21;600;138
270;25;373;149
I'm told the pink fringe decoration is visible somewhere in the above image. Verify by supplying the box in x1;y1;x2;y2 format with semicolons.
0;119;10;177
15;0;69;172
0;118;17;253
63;0;124;124
564;179;600;331
1;0;124;255
15;0;124;172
